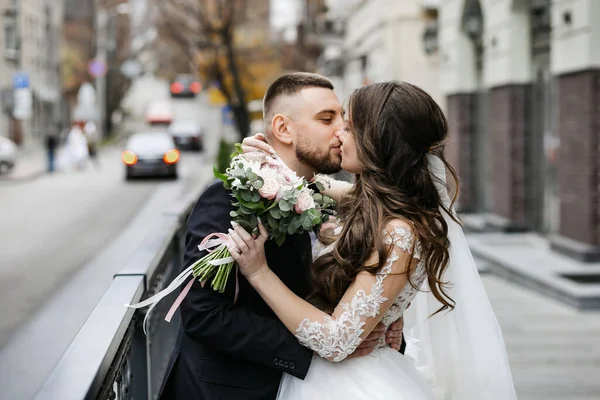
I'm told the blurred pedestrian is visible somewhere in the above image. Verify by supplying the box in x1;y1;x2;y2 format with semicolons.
84;121;100;168
45;129;58;173
58;122;89;171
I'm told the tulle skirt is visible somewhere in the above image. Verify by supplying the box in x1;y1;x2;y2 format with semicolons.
277;347;434;399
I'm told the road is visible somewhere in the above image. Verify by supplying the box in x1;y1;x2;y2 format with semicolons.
0;92;221;349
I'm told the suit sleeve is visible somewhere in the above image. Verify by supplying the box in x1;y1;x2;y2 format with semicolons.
178;181;313;379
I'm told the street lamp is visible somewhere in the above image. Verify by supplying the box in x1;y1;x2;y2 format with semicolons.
422;20;439;55
462;0;484;40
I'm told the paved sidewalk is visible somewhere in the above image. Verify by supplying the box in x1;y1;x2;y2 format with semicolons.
462;213;600;310
0;144;47;182
484;274;600;400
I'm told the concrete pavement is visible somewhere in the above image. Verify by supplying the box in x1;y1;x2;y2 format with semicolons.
484;273;600;400
463;213;600;310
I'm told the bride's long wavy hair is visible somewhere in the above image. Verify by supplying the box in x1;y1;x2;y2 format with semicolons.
309;81;460;314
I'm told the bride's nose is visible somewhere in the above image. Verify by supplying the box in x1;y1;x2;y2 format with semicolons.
335;128;346;142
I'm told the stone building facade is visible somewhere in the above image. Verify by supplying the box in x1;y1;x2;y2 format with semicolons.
439;0;600;260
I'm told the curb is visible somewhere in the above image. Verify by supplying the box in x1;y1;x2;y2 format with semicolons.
0;169;47;184
468;238;600;310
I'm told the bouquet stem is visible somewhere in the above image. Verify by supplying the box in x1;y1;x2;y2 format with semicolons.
192;244;234;293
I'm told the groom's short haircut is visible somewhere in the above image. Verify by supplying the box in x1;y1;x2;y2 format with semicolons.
262;72;334;123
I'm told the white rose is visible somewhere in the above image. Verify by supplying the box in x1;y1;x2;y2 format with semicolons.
295;192;316;214
259;178;280;200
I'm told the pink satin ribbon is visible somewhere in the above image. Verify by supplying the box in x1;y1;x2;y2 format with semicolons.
164;232;240;323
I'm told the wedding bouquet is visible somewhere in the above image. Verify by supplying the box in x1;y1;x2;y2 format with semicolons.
201;145;336;293
127;145;335;333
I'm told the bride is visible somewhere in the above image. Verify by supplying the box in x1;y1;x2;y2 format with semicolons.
230;81;517;399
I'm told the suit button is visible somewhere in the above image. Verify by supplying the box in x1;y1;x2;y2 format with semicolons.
273;358;279;365
289;362;295;370
283;361;289;368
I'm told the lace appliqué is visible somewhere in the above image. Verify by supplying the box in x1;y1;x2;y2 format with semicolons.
381;227;426;327
295;226;420;362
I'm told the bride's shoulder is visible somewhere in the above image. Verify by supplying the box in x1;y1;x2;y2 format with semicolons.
383;218;414;240
383;219;421;257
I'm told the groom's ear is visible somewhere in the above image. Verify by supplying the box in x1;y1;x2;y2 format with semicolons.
271;114;293;145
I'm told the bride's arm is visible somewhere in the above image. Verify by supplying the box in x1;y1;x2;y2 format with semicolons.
230;220;417;362
313;174;353;204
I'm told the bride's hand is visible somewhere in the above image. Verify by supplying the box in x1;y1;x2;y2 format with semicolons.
242;133;277;156
228;220;270;280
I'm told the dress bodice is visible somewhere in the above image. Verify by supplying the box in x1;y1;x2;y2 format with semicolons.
300;225;427;361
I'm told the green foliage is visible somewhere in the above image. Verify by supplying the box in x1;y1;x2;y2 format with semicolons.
215;139;236;174
216;152;337;247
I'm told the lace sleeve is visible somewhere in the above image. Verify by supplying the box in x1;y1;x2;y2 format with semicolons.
294;224;420;362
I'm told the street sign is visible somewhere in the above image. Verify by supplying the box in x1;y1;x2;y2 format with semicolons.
12;72;29;89
222;105;234;126
88;59;107;78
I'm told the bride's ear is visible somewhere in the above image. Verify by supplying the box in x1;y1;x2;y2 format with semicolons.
271;114;293;145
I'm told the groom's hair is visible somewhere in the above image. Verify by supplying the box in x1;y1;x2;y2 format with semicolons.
262;72;334;123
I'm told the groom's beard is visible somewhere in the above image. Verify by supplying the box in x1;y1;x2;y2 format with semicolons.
296;135;342;175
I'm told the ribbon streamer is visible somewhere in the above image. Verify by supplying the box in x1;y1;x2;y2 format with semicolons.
125;231;239;334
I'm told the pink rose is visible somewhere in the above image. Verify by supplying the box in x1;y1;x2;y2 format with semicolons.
259;178;280;200
295;192;316;214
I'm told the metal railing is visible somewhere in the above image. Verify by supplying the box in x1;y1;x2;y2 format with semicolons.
33;191;201;400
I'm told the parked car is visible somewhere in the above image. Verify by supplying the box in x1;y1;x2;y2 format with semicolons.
168;120;204;151
122;132;179;180
0;136;17;174
170;74;202;98
145;100;173;125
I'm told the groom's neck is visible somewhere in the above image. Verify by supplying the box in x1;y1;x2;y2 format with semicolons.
271;145;315;180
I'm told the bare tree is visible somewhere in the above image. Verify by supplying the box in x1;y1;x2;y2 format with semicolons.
156;0;250;141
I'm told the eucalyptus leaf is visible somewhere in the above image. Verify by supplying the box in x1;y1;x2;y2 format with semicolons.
252;180;264;190
274;234;286;247
279;201;292;212
302;217;314;230
239;205;253;215
268;214;279;229
269;207;281;219
287;223;297;236
241;190;253;202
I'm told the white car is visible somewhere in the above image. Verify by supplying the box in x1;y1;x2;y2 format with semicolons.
0;136;17;174
145;100;173;125
122;132;179;180
168;120;204;151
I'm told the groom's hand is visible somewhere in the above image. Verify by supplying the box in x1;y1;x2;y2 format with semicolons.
346;319;404;359
386;318;404;351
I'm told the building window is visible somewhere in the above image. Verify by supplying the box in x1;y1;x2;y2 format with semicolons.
4;18;19;50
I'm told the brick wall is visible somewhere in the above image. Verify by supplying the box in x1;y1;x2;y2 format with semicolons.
556;69;600;246
488;85;529;227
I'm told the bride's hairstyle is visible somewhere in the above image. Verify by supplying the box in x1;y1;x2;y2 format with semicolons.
309;81;459;314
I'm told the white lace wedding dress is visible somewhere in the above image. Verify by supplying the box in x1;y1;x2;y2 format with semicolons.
276;227;435;399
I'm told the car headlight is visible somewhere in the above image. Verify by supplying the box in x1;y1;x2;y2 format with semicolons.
122;150;138;165
163;149;180;164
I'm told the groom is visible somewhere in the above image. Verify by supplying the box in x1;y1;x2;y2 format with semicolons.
159;73;404;400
